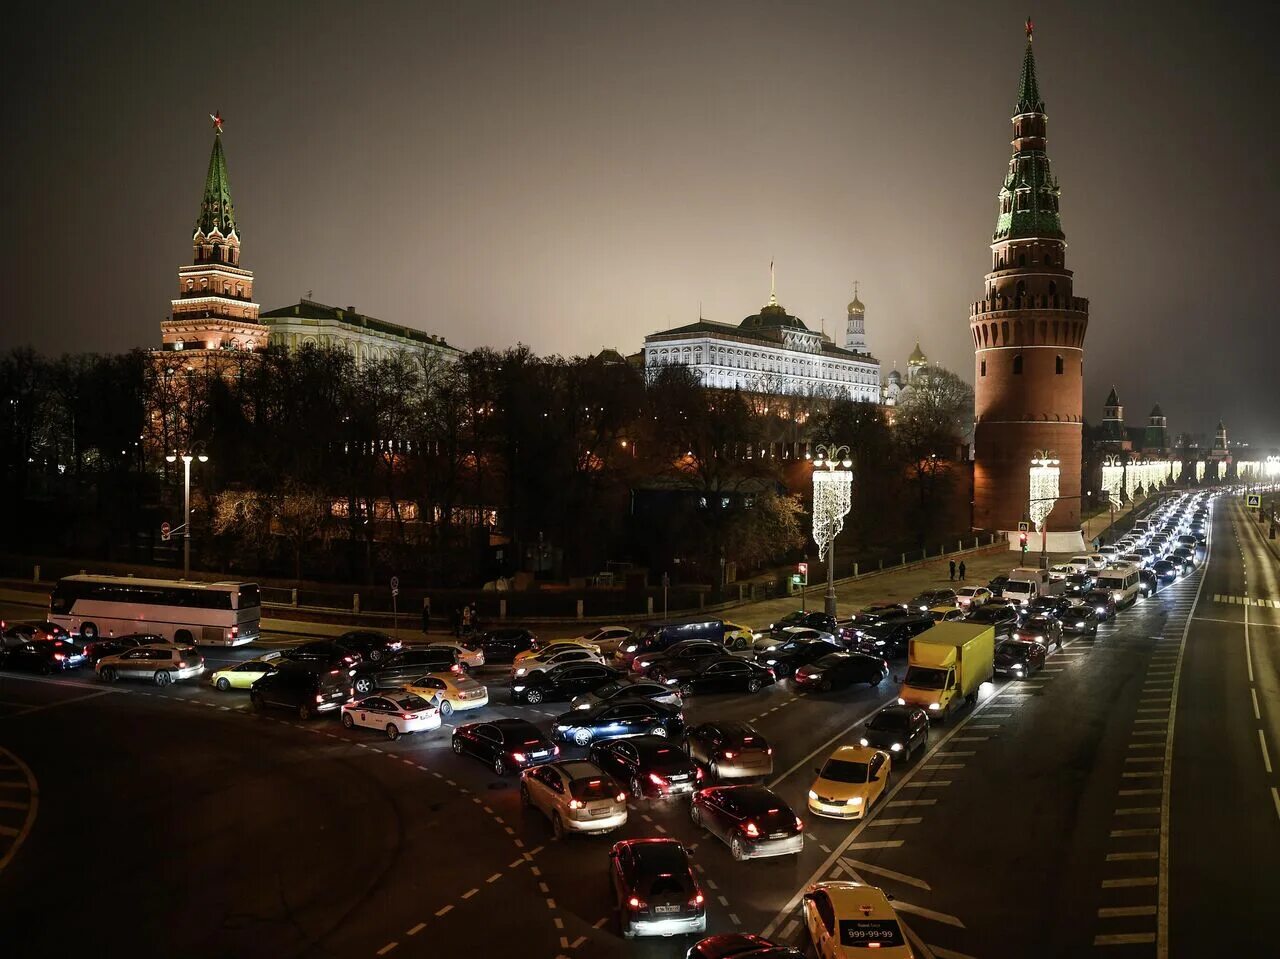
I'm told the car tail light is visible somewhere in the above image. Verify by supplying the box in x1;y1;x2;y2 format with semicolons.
695;767;704;781
451;664;462;673
315;694;325;703
230;626;239;638
627;896;644;910
552;745;560;756
744;822;760;838
766;668;776;679
648;773;666;787
795;816;804;831
723;751;735;760
615;792;626;802
512;752;527;763
690;892;704;907
766;747;774;755
402;713;417;720
568;799;583;809
53;653;65;661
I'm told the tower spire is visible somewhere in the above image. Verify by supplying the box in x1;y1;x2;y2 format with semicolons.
197;113;236;237
768;259;777;307
1016;20;1044;114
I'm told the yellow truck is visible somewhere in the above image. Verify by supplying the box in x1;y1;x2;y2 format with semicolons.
896;622;995;722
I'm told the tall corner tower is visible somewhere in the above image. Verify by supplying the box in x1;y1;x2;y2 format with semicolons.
844;282;867;353
1144;403;1168;452
160;113;268;356
970;21;1088;552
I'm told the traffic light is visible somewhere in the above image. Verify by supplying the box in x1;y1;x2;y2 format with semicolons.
1019;531;1028;558
797;562;809;584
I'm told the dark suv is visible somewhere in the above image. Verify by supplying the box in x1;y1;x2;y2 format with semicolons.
478;628;537;664
610;838;706;939
352;646;460;695
251;664;352;719
851;617;933;658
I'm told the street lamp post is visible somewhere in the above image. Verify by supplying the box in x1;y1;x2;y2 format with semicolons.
810;444;854;617
166;449;209;580
1028;452;1060;569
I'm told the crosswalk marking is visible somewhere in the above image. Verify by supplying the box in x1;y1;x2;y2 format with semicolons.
1213;594;1280;608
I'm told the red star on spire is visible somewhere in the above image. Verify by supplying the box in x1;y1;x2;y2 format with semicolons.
1025;17;1034;41
210;111;224;134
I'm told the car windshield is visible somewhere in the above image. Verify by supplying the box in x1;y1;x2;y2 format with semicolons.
904;666;947;689
868;710;908;731
997;642;1029;660
571;778;618;802
821;759;869;783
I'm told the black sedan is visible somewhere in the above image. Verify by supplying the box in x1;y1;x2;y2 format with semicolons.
1061;605;1101;636
1152;559;1180;582
687;935;803;958
657;658;776;696
477;628;537;664
993;639;1047;677
634;639;730;677
590;735;703;799
0;638;87;674
81;632;164;664
859;704;929;759
333;629;403;662
851;617;933;658
761;610;839;639
351;647;459;695
510;661;621;705
965;602;1020;638
1012;614;1064;651
284;640;362;670
903;588;957;612
451;718;559;775
553;700;685;747
1138;568;1159;597
611;838;706;940
1026;595;1074;619
568;678;683;712
1062;573;1095;600
793;652;887;692
1082;589;1117;621
755;638;840;679
690;784;804;861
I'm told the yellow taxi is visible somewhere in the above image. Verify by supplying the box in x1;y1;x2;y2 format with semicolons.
803;881;914;957
722;622;754;652
210;652;283;691
926;605;967;623
807;745;891;820
404;671;489;717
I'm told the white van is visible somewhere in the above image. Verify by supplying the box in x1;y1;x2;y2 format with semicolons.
1004;567;1054;606
1095;564;1141;608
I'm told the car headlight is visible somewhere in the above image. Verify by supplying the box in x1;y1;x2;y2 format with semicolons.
927;703;941;711
512;685;525;692
514;667;527;677
1075;621;1085;628
575;703;591;710
848;796;864;805
1011;664;1023;671
890;743;902;752
896;698;906;705
765;659;777;666
623;644;638;653
1096;606;1106;614
807;671;823;678
555;723;570;731
808;790;819;800
664;678;679;685
859;738;869;746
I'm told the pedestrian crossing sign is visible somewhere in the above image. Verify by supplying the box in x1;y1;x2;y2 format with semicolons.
1247;493;1261;509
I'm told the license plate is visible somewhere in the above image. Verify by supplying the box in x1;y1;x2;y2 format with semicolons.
769;832;788;839
654;905;679;914
530;751;547;758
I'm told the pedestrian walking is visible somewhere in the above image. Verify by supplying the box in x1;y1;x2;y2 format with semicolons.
469;601;479;632
421;597;431;636
949;560;956;581
958;561;967;581
461;605;472;636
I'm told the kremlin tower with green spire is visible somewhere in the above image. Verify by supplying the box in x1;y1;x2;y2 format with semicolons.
160;113;268;356
969;21;1090;552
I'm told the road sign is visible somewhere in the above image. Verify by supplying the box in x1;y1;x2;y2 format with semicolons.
1246;493;1261;509
797;562;809;585
1017;521;1030;532
160;522;171;542
390;575;400;597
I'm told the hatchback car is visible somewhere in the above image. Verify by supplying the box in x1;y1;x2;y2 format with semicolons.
803;881;912;959
210;652;283;690
590;735;703;799
1082;589;1117;621
340;692;440;740
521;760;627;837
807;745;890;820
511;660;621;705
96;644;203;686
451;718;558;775
404;672;489;716
690;784;804;861
859;704;928;759
793;652;887;692
610;839;706;939
955;586;992;609
1153;559;1179;582
2;638;87;675
683;721;773;781
993;639;1047;678
553;700;685;747
964;603;1019;639
250;664;352;718
1012;614;1063;651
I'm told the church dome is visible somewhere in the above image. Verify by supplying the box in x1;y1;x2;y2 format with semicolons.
888;369;902;384
908;342;927;364
847;281;865;314
739;299;808;332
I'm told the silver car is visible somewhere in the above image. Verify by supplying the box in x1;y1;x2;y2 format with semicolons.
683;721;774;781
521;760;628;838
96;644;205;686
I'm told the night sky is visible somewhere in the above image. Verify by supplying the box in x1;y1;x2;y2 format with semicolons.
5;2;1277;448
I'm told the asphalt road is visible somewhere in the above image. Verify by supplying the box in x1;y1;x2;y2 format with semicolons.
0;493;1271;958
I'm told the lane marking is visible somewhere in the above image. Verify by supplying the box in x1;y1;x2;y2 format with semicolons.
461;888;479;900
1099;905;1157;918
1103;877;1157;888
376;943;398;956
1111;828;1159;838
434;904;453;917
1260;730;1274;775
407;923;425;935
864;817;923;827
1095;933;1156;945
840;858;932;891
847;840;904;850
1107;851;1158;861
886;799;936;807
891;899;965;928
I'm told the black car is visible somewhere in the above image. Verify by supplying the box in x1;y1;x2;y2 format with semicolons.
250;664;352;719
478;628;537;664
1;638;87;674
859;704;929;759
689;784;804;861
351;647;460;695
285;640;362;670
903;588;957;612
659;658;776;696
1063;573;1095;599
1061;605;1101;636
1012;614;1063;650
687;935;803;959
993;638;1047;677
569;678;682;712
1152;559;1179;582
1082;589;1117;620
81;632;164;664
511;661;621;705
1026;595;1074;619
1170;547;1195;571
762;610;838;639
611;838;706;940
755;637;840;678
635;639;731;677
333;630;403;662
553;700;685;747
451;717;558;775
965;602;1020;638
851;617;933;658
1138;567;1159;597
793;651;887;691
859;604;913;622
682;721;773;781
987;575;1010;598
590;735;703;799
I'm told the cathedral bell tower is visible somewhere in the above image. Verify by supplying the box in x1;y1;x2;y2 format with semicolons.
160;113;268;356
969;22;1089;552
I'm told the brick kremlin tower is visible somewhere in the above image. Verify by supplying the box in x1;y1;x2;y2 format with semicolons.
159;113;267;357
970;22;1089;552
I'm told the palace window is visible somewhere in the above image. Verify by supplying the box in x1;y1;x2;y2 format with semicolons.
1012;354;1023;375
980;359;987;376
1055;355;1064;375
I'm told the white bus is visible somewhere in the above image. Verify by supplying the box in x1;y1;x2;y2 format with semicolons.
48;575;260;646
1095;565;1141;608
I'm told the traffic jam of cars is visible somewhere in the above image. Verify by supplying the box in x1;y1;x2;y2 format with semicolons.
0;491;1215;954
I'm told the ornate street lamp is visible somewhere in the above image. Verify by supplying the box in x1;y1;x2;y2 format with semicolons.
811;444;853;617
1101;454;1124;540
1029;451;1060;569
166;446;210;580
